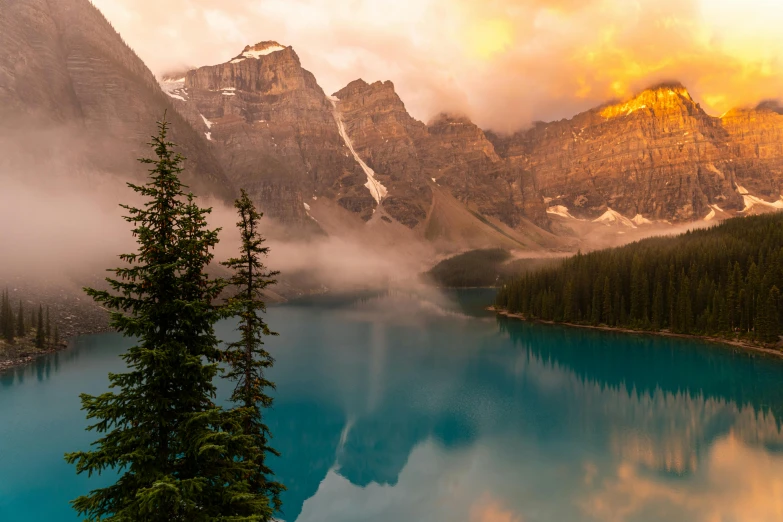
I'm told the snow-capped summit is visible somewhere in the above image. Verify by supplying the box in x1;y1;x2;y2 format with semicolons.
230;41;288;63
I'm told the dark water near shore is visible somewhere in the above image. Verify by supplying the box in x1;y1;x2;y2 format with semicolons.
2;289;783;521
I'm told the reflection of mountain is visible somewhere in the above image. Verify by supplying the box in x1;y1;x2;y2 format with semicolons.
265;402;345;522
337;412;430;487
5;293;783;521
284;296;783;521
224;294;783;519
335;405;478;488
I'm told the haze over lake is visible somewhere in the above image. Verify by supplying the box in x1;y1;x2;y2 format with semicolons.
2;290;783;521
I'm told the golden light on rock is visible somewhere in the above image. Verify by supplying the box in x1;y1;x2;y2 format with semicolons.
600;85;691;119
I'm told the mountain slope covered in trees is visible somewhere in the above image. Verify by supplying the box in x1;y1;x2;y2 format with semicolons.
495;214;783;343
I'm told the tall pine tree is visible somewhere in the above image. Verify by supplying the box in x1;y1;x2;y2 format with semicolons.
17;300;25;337
45;306;51;345
65;118;270;521
35;304;44;348
221;189;284;519
1;290;14;343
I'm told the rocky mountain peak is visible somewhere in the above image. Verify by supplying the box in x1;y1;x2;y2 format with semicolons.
334;79;397;98
333;79;409;116
428;113;477;127
230;41;290;63
598;81;694;119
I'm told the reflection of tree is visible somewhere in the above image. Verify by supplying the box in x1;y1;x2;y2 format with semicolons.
498;316;783;419
497;316;783;474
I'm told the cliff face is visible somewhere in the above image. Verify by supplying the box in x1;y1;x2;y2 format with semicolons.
492;84;745;221
171;42;372;226
420;113;547;228
721;103;783;200
170;52;548;232
331;80;548;229
331;80;430;228
0;0;233;199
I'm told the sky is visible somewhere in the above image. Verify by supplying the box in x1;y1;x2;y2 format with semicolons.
93;0;783;132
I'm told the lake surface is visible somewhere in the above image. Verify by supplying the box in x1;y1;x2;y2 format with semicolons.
2;289;783;521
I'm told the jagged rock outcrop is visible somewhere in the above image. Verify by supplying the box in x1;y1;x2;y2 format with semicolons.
0;0;233;199
490;83;744;222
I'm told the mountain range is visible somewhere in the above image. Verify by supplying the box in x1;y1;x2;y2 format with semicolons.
4;0;783;257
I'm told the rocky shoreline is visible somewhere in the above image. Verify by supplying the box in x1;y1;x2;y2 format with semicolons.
0;278;113;374
490;307;783;360
0;320;113;375
0;341;69;374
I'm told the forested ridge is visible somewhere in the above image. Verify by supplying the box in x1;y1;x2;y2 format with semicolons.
495;213;783;343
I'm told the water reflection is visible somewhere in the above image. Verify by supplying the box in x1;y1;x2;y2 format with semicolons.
265;293;783;521
2;290;782;522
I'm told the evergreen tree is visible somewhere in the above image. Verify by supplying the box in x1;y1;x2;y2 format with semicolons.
562;280;574;322
65;118;267;521
35;305;44;348
759;286;781;343
590;282;601;325
221;189;284;518
45;306;51;345
54;324;60;346
602;276;613;326
494;212;783;344
17;300;25;337
651;281;664;330
2;290;14;343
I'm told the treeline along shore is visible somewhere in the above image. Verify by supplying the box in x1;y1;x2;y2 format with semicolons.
495;213;783;350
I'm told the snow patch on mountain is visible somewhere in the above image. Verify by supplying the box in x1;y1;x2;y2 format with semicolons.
204;132;212;141
200;114;213;129
741;194;783;212
593;208;637;228
704;204;725;221
546;205;577;219
328;97;388;204
159;77;188;101
230;43;286;63
631;214;653;226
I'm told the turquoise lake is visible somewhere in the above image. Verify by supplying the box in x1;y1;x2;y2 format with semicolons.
2;289;783;521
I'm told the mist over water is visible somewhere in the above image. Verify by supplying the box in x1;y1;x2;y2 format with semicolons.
2;290;783;521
